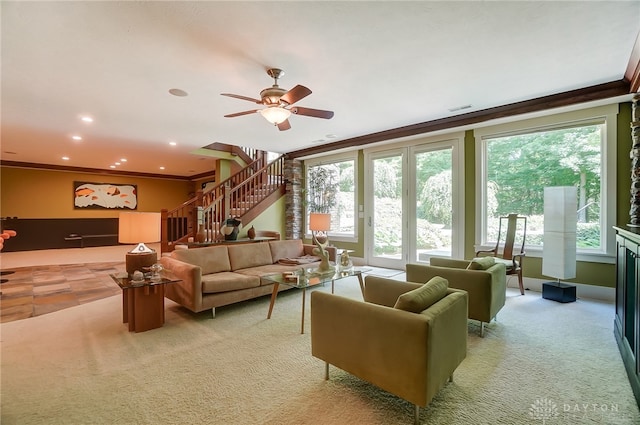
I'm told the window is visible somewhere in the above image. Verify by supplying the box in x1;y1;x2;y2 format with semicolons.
305;154;357;240
475;104;618;261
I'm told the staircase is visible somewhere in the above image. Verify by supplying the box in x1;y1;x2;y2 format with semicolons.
161;149;285;253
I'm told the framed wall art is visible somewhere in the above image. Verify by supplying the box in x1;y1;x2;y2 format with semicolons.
74;181;138;210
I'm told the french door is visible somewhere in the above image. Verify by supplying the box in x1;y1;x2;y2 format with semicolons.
365;139;464;269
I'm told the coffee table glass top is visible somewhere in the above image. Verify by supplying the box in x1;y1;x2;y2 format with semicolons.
110;271;181;289
261;266;371;289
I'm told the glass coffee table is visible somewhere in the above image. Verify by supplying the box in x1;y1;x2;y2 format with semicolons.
263;266;371;334
110;271;181;333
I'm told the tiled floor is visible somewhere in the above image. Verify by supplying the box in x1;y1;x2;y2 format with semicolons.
0;244;148;323
0;262;124;323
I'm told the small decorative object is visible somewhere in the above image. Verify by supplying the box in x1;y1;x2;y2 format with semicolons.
150;263;163;281
131;270;145;283
247;226;256;240
195;224;206;243
221;217;242;241
339;249;353;271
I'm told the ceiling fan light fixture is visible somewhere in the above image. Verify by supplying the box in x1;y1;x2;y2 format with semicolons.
260;107;291;125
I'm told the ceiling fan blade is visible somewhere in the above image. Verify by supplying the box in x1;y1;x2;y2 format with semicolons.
224;109;259;118
277;119;291;131
221;93;263;104
290;106;334;119
280;85;312;105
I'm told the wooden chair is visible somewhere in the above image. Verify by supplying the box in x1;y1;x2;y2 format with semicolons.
476;214;527;295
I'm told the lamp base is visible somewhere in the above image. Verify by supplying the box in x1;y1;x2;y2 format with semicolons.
542;281;576;303
126;251;157;277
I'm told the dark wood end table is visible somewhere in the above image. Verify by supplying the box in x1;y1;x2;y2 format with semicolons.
110;272;181;333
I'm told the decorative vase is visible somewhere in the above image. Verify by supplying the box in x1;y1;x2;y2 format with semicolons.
195;224;206;243
339;249;353;271
247;226;256;240
222;217;242;241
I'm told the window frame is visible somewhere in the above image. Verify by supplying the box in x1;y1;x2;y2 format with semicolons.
305;152;358;243
474;104;618;264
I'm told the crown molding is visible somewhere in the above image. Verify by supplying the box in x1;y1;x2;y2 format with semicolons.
287;80;632;159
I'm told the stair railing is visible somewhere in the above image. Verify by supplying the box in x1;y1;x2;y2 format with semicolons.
161;153;284;252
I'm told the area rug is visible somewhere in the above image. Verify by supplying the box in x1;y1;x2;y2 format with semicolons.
1;279;639;424
0;262;123;323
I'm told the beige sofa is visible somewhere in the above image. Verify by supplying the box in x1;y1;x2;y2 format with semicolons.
406;257;506;336
160;239;336;317
311;276;468;425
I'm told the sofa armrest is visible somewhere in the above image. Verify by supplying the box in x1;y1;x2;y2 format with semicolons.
160;256;203;312
302;244;337;262
311;289;467;407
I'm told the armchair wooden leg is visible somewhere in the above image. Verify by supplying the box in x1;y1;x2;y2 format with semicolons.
325;362;329;380
211;308;216;319
414;405;420;425
517;271;525;295
449;373;453;383
480;322;485;338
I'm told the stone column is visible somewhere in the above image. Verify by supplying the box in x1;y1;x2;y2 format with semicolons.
284;158;303;239
630;95;640;226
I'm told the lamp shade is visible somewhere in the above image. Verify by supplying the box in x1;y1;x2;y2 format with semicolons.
259;106;291;125
309;213;331;232
118;212;161;244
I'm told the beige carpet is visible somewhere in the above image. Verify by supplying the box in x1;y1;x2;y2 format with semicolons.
1;278;639;424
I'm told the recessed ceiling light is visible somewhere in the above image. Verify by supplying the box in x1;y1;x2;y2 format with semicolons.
120;158;127;162
160;166;165;170
169;141;177;146
326;134;338;139
311;139;326;144
72;135;82;141
169;88;188;97
81;116;93;123
110;165;116;169
115;162;121;165
62;156;70;160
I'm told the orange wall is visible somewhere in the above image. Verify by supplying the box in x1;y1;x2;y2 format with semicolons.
0;166;193;218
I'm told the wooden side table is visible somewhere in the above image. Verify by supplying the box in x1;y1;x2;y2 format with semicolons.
110;272;180;333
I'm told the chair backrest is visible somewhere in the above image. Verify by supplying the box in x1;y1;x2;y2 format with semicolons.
493;214;526;259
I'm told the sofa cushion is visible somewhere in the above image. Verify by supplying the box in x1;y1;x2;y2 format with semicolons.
466;256;496;270
171;245;231;275
269;239;305;263
228;243;273;271
394;276;449;313
201;271;260;294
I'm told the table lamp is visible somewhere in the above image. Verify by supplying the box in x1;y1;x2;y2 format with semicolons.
118;212;161;277
309;212;332;273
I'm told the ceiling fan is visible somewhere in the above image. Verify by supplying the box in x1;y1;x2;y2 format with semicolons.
221;68;334;131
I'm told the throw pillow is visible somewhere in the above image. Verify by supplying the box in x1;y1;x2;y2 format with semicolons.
466;256;495;270
393;276;449;313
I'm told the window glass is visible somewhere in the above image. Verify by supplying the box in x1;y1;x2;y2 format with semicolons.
483;123;603;251
306;158;356;238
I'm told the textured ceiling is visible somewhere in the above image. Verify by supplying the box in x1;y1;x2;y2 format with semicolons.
2;1;639;177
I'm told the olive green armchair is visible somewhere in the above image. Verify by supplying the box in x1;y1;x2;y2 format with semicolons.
311;276;468;425
406;257;506;337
